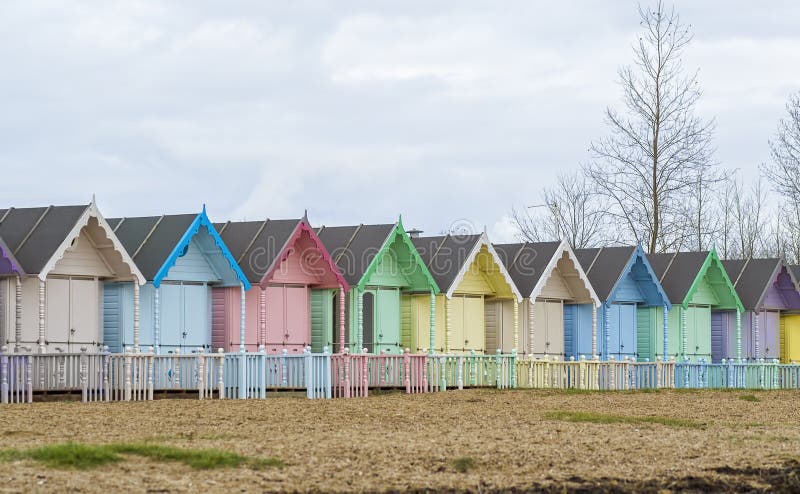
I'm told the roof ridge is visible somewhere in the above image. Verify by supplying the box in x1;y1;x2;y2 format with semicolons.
238;219;269;265
732;257;751;287
0;208;13;225
335;224;362;264
428;234;450;265
14;205;52;255
508;241;529;271
659;252;679;283
131;215;165;259
585;246;604;274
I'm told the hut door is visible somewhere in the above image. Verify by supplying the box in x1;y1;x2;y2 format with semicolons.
463;295;485;353
362;291;374;353
546;300;564;357
284;286;309;353
617;303;636;359
182;283;208;350
375;288;400;354
46;277;100;352
710;311;727;363
763;311;780;360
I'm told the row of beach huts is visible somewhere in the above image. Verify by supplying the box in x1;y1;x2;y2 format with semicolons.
1;200;800;403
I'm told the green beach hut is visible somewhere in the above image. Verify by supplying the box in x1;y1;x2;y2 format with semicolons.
642;251;743;363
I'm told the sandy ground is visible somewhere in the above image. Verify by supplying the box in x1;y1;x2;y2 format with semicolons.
0;389;798;493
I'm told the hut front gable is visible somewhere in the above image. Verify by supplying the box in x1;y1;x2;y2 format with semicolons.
264;225;345;290
153;212;250;289
608;250;670;308
685;253;742;311
536;251;594;304
45;213;143;283
361;227;437;292
771;266;800;310
452;245;515;298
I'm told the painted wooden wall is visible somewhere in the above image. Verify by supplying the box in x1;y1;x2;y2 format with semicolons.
712;310;780;361
563;303;594;359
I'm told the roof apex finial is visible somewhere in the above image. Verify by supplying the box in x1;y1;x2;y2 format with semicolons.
91;193;96;205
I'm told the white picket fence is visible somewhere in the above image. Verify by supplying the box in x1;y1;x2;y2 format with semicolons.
516;356;676;390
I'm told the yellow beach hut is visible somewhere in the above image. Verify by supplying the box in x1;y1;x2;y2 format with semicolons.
406;233;522;354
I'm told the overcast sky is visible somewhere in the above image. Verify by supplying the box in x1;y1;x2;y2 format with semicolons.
1;1;798;241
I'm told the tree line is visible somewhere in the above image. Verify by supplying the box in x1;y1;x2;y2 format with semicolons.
513;1;800;262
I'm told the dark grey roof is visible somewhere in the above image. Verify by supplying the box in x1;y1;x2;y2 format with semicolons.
108;214;196;280
725;258;782;310
575;246;636;301
316;224;395;286
412;235;481;292
493;241;561;296
721;259;747;285
0;205;88;274
647;251;709;303
790;265;800;284
215;219;302;284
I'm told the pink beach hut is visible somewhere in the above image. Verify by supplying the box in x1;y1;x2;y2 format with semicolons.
212;217;348;354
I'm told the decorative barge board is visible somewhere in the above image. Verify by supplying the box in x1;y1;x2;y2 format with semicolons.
410;233;521;354
104;209;249;354
316;221;438;355
646;251;742;363
212;217;348;354
0;234;25;347
719;259;800;362
572;245;671;361
0;202;144;353
493;240;599;359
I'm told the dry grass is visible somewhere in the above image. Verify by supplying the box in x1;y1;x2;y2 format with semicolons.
0;389;798;492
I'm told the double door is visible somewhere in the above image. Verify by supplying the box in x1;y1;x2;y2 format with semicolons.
532;299;563;357
362;288;401;354
46;276;100;352
160;282;209;352
606;303;636;359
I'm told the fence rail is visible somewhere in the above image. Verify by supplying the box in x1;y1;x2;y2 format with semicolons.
516;356;675;390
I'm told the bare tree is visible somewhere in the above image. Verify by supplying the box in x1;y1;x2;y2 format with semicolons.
585;1;716;254
512;171;610;248
762;92;800;263
715;173;768;259
763;92;800;201
678;170;721;251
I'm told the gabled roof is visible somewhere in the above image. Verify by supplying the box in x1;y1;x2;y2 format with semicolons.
574;246;635;301
0;202;144;283
412;234;481;294
216;218;348;290
648;251;742;311
109;208;249;289
494;240;599;305
574;245;670;308
413;233;521;300
316;221;437;292
493;241;561;297
723;258;794;311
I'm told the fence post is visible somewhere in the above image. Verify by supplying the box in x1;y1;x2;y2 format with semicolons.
470;350;477;387
280;349;288;388
495;349;502;389
174;349;181;390
79;347;88;403
1;346;8;404
239;350;248;400
25;354;32;403
421;352;428;392
457;355;464;390
362;348;369;397
258;345;266;399
217;349;225;399
197;348;205;400
403;349;411;394
510;350;517;389
773;359;780;390
379;350;386;388
124;347;132;401
324;346;332;399
147;348;155;401
439;355;447;391
579;355;586;389
343;349;351;399
305;347;313;399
